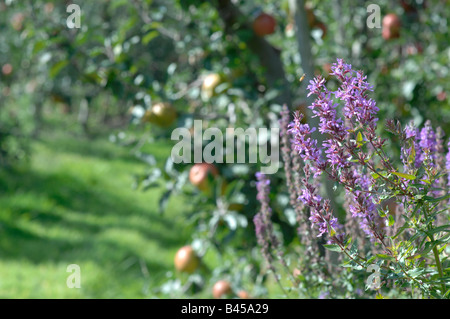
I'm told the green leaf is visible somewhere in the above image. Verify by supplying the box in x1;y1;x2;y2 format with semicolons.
159;189;172;214
392;224;408;240
32;40;47;54
49;60;69;78
356;131;364;147
142;30;159;45
349;240;358;256
323;244;342;252
388;214;395;227
423;194;450;203
418;241;440;257
376;254;395;261
378;208;387;218
367;256;377;264
391;171;416;180
356;131;363;142
371;171;388;179
328;225;336;237
407;268;425;278
408;143;416;165
428;225;450;236
375;292;385;299
408;231;422;244
445;289;450;298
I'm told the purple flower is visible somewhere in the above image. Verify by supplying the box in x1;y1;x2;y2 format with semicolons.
285;58;389;244
447;141;450;187
345;168;385;241
254;172;284;266
309;93;347;141
418;120;437;166
402;121;421;169
334;74;379;132
307;76;326;97
404;121;418;140
330;58;353;80
254;213;266;249
296;164;343;238
318;291;330;299
255;172;271;204
288;112;325;177
255;172;272;245
446;141;450;205
323;139;351;170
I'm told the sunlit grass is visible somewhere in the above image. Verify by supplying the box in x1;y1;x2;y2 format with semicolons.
0;121;193;298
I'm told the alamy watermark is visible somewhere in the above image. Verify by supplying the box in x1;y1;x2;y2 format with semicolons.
366;264;381;290
66;264;81;288
66;4;81;29
366;4;381;29
171;120;280;174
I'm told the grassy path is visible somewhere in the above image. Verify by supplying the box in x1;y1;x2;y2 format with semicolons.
0;128;191;298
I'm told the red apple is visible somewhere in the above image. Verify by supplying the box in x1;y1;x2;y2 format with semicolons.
2;64;13;76
252;13;276;36
189;163;219;192
212;280;232;299
174;245;200;274
382;13;401;39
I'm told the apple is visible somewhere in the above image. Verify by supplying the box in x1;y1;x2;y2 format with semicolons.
201;73;222;99
189;163;219;192
252;12;276;36
44;2;54;14
143;102;177;128
212;280;232;299
237;290;250;299
305;3;317;28
174;245;200;274
2;64;13;76
437;91;446;102
382;13;401;40
10;12;25;31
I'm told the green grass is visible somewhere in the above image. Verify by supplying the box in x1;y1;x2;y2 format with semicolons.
0;122;193;298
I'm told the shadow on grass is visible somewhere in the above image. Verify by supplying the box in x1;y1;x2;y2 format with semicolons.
0;166;190;275
36;123;173;166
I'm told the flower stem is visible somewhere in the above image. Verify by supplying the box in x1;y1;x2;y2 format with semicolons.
431;244;446;295
423;202;446;296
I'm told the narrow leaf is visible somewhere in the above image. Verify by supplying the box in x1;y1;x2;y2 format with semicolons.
423;194;450;203
388;215;395;227
49;60;68;78
408;143;416;165
391;171;416;180
376;254;395;261
323;244;342;252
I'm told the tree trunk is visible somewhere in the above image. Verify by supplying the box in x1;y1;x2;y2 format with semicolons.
78;97;90;135
32;94;44;138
